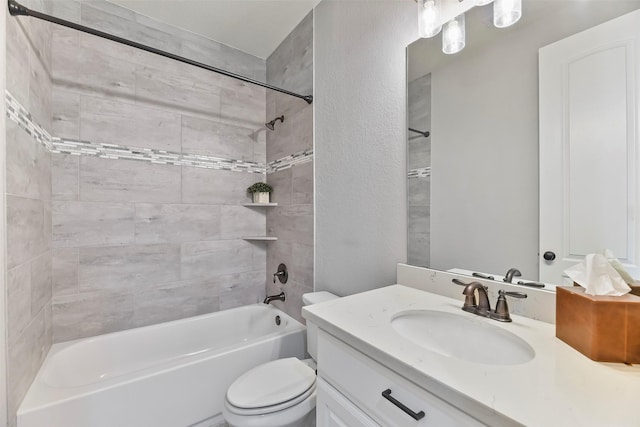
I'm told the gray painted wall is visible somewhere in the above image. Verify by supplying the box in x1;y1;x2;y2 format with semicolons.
5;1;53;424
48;0;268;342
429;2;640;279
314;1;417;296
265;12;314;323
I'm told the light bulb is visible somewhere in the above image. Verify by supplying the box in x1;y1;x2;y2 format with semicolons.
475;0;493;5
442;14;465;55
493;0;522;28
418;0;442;38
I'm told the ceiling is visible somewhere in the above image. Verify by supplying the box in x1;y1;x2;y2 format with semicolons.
109;0;320;59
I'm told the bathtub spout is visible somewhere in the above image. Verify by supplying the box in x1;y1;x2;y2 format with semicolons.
263;292;286;304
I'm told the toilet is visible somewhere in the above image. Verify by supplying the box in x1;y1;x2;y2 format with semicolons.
223;291;339;427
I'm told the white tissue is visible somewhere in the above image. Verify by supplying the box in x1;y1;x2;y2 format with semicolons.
564;253;631;296
603;249;636;285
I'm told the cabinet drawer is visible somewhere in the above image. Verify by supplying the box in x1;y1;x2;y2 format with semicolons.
318;331;485;427
317;378;380;427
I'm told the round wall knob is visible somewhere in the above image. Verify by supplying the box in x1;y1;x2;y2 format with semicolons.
543;251;556;261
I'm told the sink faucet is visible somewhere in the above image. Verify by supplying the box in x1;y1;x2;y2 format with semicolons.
461;281;491;317
263;291;286;304
503;268;522;283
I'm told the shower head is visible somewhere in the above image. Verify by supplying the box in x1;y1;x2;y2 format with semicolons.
265;115;284;130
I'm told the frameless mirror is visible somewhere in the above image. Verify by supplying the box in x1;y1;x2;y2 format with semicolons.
407;0;640;290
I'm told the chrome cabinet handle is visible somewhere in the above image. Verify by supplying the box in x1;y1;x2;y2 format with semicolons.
381;389;425;421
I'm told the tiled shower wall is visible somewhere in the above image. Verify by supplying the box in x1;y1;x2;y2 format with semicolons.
265;12;314;322
407;73;431;267
47;0;268;342
5;2;53;425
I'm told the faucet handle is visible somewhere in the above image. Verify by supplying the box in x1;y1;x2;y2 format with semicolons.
490;290;527;322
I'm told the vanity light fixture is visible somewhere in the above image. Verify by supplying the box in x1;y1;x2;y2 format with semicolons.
442;13;465;54
494;0;522;28
418;0;442;38
417;0;521;54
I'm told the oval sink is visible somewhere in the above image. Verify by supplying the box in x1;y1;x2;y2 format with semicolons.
391;310;535;365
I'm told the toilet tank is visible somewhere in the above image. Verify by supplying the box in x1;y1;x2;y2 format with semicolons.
302;292;338;361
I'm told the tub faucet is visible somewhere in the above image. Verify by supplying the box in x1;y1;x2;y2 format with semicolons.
503;268;522;283
263;292;286;304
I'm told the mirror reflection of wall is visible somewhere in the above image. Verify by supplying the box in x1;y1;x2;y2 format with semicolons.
407;74;431;267
406;0;640;284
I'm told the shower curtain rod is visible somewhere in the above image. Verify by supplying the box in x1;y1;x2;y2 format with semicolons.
7;0;313;105
409;128;430;138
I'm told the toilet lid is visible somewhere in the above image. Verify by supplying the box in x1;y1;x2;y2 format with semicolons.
226;358;316;409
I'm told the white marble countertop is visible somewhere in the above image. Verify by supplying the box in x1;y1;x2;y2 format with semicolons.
302;284;640;427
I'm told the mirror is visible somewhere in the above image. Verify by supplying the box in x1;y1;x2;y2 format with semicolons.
407;0;640;289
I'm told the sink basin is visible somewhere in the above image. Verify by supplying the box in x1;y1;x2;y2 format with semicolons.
391;310;535;365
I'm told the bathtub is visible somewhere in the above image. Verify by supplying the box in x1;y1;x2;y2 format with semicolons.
18;304;307;427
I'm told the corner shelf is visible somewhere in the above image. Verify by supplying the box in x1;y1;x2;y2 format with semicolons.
243;203;278;207
243;236;278;241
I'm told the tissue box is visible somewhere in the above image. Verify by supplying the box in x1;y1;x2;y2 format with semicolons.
556;286;640;363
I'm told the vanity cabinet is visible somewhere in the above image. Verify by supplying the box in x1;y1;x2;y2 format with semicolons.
316;330;485;427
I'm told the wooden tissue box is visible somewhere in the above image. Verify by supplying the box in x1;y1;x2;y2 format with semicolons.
556;286;640;363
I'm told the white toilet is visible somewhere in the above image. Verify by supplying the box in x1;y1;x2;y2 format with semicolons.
223;291;338;427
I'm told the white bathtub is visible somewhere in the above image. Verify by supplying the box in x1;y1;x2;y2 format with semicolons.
18;304;307;427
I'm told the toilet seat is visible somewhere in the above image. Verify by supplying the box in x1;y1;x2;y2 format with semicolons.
225;358;316;416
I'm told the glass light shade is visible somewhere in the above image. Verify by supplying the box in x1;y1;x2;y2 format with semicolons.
475;0;494;5
418;0;442;38
493;0;522;28
442;14;465;55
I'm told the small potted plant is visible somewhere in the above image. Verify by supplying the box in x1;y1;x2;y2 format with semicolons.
247;182;273;203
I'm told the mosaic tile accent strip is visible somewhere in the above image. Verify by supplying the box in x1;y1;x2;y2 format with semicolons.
408;167;431;179
5;90;53;151
267;149;313;173
51;137;266;173
6;90;315;174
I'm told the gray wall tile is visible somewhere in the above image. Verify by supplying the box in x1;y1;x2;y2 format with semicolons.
134;65;221;118
220;205;265;239
6;120;52;200
7;195;46;270
181;115;259;162
219;271;266;310
132;280;220;327
181;239;258;281
134;203;221;244
267;168;292;206
52;88;80;139
292;162;313;205
7;263;32;344
79;96;181;151
52;248;79;297
80;156;181;203
52;289;134;342
28;47;52;131
78;244;181;291
6;15;30;107
52;153;79;201
52;201;135;247
30;251;52;317
182;167;258;205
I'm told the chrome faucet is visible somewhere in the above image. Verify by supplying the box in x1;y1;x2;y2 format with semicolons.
503;268;522;283
263;292;286;304
461;281;491;317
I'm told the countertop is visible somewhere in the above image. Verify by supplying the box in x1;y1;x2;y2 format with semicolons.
302;284;640;427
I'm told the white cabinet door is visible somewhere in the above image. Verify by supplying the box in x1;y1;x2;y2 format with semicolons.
316;378;380;427
539;9;640;283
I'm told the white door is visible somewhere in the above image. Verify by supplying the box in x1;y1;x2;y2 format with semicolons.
316;378;380;427
539;9;640;283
